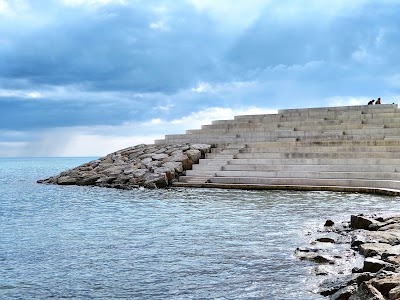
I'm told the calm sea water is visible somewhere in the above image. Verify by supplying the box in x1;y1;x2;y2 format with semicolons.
1;158;400;299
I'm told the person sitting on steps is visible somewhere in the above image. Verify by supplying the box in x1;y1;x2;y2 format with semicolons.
368;99;375;105
375;98;381;104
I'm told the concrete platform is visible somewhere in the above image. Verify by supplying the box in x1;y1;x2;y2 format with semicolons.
156;104;400;195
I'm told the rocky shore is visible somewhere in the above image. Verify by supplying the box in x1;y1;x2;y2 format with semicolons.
296;214;400;299
38;143;211;189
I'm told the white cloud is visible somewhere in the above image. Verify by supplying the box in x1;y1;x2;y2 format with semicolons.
187;0;268;30
5;105;276;156
191;82;213;93
0;0;29;16
149;20;169;31
63;0;126;7
169;106;278;129
327;95;399;107
350;47;381;64
0;0;10;14
55;134;158;157
155;103;175;112
327;96;369;106
0;89;43;99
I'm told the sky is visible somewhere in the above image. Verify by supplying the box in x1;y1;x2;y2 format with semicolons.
1;0;400;156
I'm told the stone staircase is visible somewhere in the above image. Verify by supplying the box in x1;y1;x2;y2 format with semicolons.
184;143;247;184
155;104;400;195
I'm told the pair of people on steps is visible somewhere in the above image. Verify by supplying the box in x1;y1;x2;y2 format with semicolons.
368;97;381;105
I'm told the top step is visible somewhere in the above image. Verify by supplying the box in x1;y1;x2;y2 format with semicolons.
278;104;398;114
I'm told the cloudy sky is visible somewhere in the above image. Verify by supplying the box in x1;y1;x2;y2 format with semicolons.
1;0;400;156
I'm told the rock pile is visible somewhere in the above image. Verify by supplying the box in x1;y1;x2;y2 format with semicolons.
296;214;400;300
38;143;211;189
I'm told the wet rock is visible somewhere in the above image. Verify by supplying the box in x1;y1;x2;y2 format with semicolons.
351;234;366;249
314;265;331;276
349;281;386;300
351;215;378;230
319;274;358;296
143;173;168;188
359;243;393;258
365;231;400;246
378;223;400;232
316;237;336;243
297;252;335;264
389;285;400;299
330;284;357;300
363;258;394;273
297;214;400;300
370;275;400;298
325;219;335;227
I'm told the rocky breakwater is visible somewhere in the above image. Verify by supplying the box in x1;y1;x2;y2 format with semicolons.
296;214;400;300
38;143;211;189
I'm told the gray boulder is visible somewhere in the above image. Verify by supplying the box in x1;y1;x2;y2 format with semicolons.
144;173;168;188
162;161;183;173
152;153;169;160
185;149;201;163
57;176;77;185
363;257;394;273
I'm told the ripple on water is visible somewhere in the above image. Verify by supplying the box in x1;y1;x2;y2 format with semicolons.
1;158;400;299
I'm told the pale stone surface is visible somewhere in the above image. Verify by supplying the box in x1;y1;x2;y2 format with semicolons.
57;176;76;185
359;243;393;257
185;149;201;164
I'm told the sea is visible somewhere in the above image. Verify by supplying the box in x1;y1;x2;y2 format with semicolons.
2;157;400;300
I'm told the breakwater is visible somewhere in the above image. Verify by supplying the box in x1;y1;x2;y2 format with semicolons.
38;143;211;189
39;104;400;194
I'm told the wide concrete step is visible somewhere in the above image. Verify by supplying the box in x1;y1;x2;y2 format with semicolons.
179;176;211;183
205;153;234;159
182;127;400;139
228;158;400;165
213;170;400;180
208;176;400;190
236;151;400;159
279;105;398;116
192;164;223;171
161;131;400;144
246;139;400;148
222;164;398;173
240;145;400;154
186;170;218;176
199;159;232;165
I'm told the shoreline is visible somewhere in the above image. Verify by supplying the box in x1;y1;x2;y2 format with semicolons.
296;214;400;299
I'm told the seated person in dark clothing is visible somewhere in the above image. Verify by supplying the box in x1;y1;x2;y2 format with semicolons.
375;98;381;104
368;99;375;105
